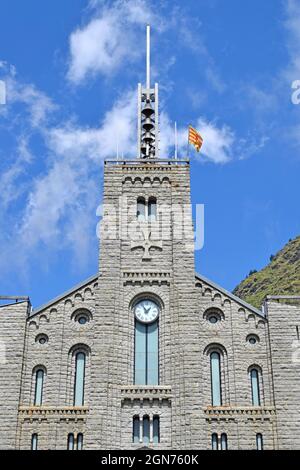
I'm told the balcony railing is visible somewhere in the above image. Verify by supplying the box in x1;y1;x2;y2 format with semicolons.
204;406;276;421
18;406;89;421
120;385;172;403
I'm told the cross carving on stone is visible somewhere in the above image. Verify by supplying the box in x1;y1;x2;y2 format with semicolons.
131;227;162;260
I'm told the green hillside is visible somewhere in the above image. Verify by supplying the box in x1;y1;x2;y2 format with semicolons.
233;236;300;309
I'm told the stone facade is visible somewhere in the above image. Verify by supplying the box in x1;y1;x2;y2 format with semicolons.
0;159;298;450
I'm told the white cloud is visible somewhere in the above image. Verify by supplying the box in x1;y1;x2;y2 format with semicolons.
3;75;57;127
159;112;235;163
48;89;136;160
68;0;156;83
284;0;300;79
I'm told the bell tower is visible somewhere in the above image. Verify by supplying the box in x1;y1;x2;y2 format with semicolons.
89;26;201;450
137;25;159;159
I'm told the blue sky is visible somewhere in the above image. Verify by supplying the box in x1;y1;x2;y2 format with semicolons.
0;0;299;308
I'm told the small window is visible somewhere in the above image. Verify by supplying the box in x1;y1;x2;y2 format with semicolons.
250;368;261;406
137;197;146;221
209;315;219;324
67;433;74;450
204;308;223;324
78;316;87;325
148;197;157;222
221;433;228;450
35;334;48;345
133;416;140;443
211;433;218;450
31;433;38;450
210;352;222;406
153;415;160;444
256;433;263;450
74;352;86;406
143;416;150;445
247;334;259;345
77;433;83;450
34;369;44;406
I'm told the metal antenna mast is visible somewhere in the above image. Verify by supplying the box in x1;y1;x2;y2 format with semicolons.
137;25;159;159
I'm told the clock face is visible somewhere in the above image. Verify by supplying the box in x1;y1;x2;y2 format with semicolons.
134;299;159;324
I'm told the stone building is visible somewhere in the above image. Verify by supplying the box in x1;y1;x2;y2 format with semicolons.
0;27;299;451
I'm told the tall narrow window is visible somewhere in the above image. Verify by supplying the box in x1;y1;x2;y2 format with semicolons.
133;416;140;443
134;320;158;385
250;368;261;406
256;433;263;450
148;197;157;222
67;433;74;450
74;352;86;406
210;352;222;406
143;416;150;445
137;197;146;221
77;433;83;450
153;415;160;444
31;433;38;450
211;433;218;450
221;433;228;450
34;369;44;406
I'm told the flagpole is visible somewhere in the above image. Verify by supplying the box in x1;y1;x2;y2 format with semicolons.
187;124;190;159
116;133;119;161
174;121;178;161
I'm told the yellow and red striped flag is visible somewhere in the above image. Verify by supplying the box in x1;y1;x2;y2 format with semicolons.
188;126;203;153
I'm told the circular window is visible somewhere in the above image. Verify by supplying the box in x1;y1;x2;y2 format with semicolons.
72;309;92;325
203;308;224;325
35;334;48;345
247;334;259;345
209;315;218;324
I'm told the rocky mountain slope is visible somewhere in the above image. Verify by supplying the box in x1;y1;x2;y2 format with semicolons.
233;236;300;309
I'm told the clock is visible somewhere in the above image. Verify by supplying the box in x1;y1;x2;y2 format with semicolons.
134;299;159;324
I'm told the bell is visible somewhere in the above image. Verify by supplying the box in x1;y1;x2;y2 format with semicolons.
142;131;155;143
141;102;154;117
142;117;155;131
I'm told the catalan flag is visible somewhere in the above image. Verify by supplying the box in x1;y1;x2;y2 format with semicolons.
188;126;203;153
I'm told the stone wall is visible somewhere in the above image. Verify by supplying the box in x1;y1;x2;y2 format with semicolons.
0;301;29;449
267;299;300;449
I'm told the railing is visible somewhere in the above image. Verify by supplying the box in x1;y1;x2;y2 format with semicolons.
105;159;189;165
204;406;276;420
120;386;172;403
18;406;89;420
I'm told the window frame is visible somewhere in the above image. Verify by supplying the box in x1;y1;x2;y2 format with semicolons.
74;352;86;406
33;368;45;406
210;352;222;406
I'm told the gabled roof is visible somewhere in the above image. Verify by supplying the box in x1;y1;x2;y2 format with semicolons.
195;272;264;317
30;271;264;319
30;274;98;318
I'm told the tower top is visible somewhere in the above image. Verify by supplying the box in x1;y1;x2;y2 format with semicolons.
137;25;159;159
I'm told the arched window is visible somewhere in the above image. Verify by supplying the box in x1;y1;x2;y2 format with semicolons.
210;352;222;406
34;369;44;406
77;433;83;450
74;352;86;406
153;415;160;444
67;433;74;450
132;416;140;443
31;433;38;450
137;197;146;221
211;433;218;450
250;368;261;406
256;433;263;450
143;415;150;445
221;433;228;450
134;319;158;385
148;197;157;222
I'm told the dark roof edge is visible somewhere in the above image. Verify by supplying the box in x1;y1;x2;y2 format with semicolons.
30;274;98;317
195;272;264;317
